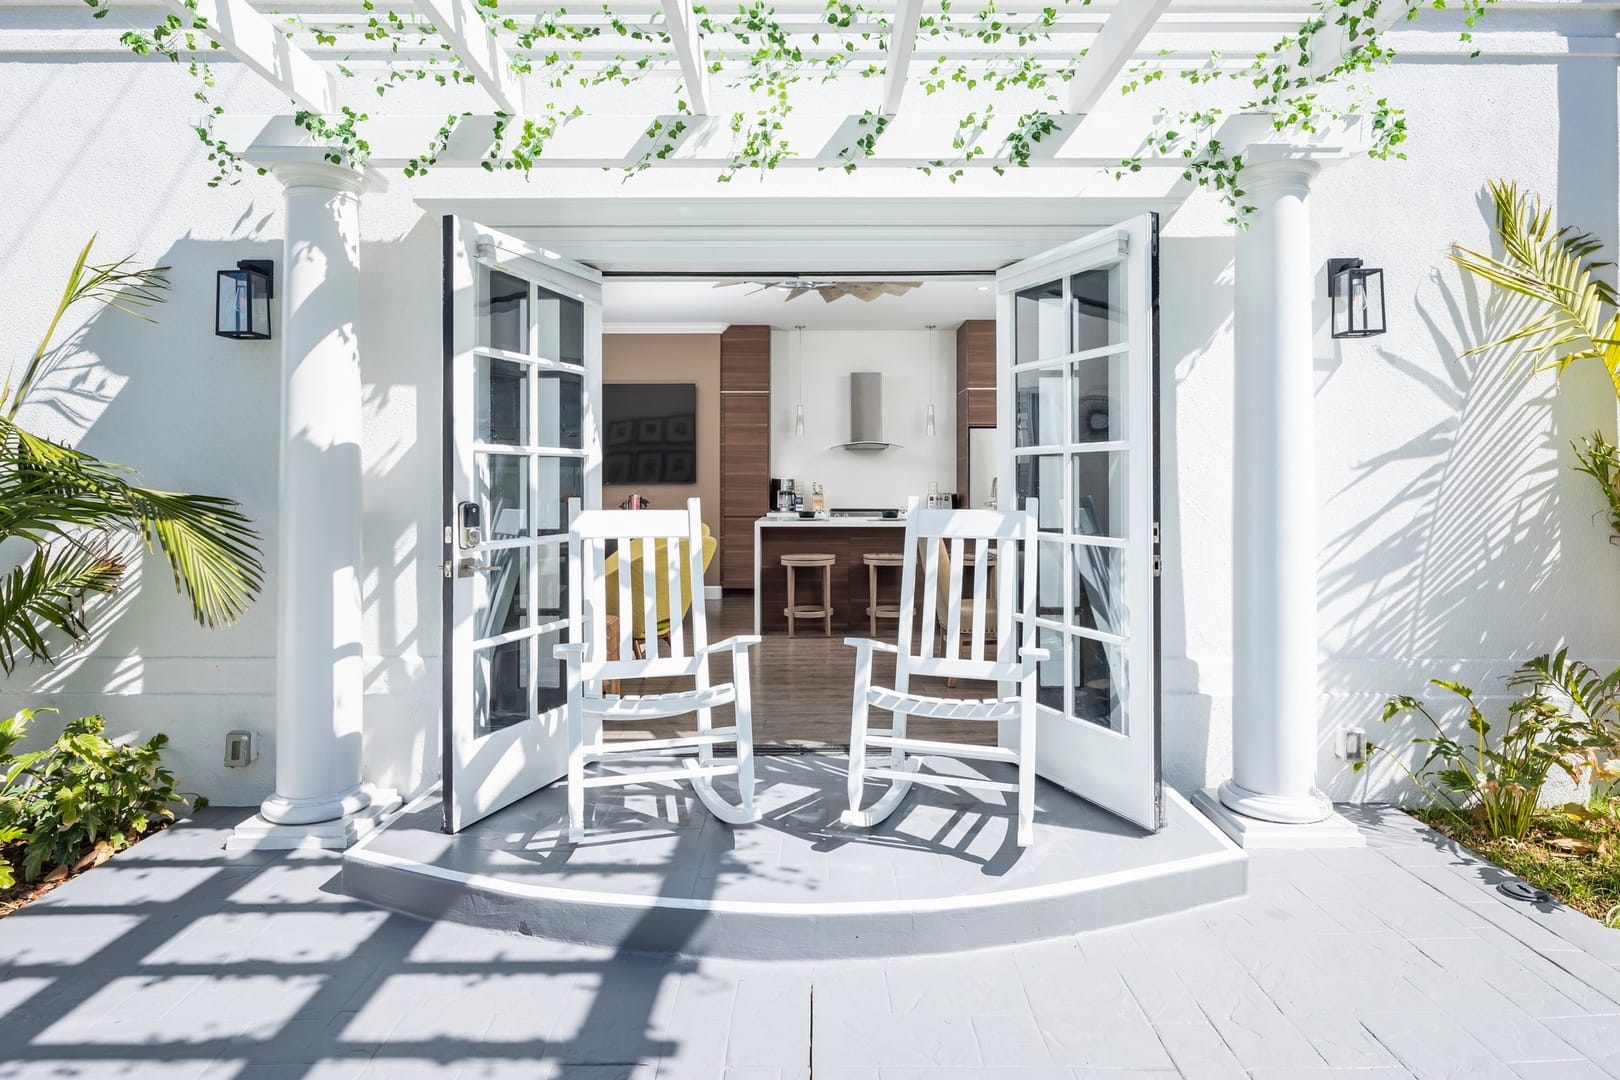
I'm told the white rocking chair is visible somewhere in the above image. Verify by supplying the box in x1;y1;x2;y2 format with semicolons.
554;497;761;842
842;497;1048;847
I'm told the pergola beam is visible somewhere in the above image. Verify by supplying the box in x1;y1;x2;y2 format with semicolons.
1302;0;1410;80
411;0;524;114
881;0;925;115
1066;0;1174;114
658;0;710;115
163;0;338;114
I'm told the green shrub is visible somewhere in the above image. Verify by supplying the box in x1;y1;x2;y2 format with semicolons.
0;707;200;886
1366;651;1608;840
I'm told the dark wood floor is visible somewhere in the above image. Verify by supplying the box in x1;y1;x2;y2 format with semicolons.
604;594;997;747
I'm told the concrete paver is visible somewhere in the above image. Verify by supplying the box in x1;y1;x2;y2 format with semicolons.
2;805;1619;1078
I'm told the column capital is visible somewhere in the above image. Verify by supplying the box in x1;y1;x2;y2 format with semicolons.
249;151;390;195
1238;157;1322;198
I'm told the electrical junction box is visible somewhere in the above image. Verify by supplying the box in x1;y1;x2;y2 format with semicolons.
224;730;259;768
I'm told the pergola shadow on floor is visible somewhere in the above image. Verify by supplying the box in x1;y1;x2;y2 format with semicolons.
341;754;1246;959
6;806;1620;1077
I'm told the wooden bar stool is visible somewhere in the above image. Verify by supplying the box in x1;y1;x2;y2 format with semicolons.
863;552;905;636
781;552;836;637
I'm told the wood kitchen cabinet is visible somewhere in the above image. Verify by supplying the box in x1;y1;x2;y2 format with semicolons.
720;325;772;392
719;325;771;588
955;319;996;497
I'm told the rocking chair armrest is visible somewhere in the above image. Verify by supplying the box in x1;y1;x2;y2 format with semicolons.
844;637;899;655
554;642;590;661
698;635;761;656
1020;646;1051;662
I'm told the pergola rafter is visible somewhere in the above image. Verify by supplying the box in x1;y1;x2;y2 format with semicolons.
881;0;924;115
161;0;338;113
1065;0;1173;113
658;0;711;113
411;0;524;113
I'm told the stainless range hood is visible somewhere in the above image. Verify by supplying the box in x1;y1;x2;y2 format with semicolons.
837;371;902;451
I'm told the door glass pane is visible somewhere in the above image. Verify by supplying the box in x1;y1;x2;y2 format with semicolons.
535;542;568;623
1014;454;1063;533
473;639;528;734
537;285;585;366
476;547;530;639
1070;265;1124;353
1071;635;1126;731
536;626;569;716
477;356;530;446
1072;452;1126;538
1034;537;1065;620
535;456;584;537
536;370;585;449
482;270;529;354
477;454;529;539
1072;353;1125;443
1014;280;1066;364
1014;368;1065;447
1071;544;1125;637
1034;624;1063;712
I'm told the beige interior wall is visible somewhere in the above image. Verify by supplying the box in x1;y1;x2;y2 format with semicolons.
602;332;723;583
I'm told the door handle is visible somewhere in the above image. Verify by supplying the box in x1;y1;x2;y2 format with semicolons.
450;559;501;578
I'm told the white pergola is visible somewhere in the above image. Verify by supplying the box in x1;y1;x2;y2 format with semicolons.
125;0;1414;176
132;0;1399;849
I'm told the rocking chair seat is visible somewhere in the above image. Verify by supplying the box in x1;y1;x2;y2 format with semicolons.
589;683;737;721
864;686;1021;722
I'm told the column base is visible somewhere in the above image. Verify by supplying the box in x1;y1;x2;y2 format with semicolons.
226;786;403;851
1193;788;1365;850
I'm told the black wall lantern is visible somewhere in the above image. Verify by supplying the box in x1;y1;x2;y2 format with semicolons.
1328;257;1386;339
216;259;274;340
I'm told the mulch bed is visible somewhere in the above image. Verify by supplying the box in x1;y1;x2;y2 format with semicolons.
0;820;173;917
1414;805;1620;926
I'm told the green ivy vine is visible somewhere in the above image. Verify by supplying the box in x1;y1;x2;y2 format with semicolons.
83;0;1493;215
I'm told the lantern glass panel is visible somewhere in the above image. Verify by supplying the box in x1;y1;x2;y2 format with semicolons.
247;268;271;337
217;269;248;337
1354;268;1385;336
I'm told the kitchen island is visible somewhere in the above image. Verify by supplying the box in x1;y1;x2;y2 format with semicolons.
753;514;912;636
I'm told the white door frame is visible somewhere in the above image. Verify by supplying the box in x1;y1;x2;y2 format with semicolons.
995;214;1162;831
441;217;603;833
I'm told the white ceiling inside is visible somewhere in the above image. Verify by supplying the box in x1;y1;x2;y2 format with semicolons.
602;276;996;331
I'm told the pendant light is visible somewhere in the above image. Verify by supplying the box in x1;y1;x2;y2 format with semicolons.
794;324;807;437
924;324;938;437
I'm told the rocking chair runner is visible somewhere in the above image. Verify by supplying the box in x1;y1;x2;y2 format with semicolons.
842;497;1048;846
554;497;761;842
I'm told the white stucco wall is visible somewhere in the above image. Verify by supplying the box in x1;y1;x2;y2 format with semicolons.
1;1;1615;809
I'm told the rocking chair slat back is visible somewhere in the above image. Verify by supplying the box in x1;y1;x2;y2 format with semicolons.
894;498;1040;685
565;498;709;682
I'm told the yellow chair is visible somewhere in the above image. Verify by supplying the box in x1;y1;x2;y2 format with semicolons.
604;524;717;651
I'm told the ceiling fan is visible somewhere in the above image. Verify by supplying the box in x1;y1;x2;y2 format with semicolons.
712;278;924;303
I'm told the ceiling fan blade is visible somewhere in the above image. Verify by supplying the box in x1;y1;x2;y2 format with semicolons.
785;287;813;300
712;280;750;288
817;286;844;303
846;283;888;303
878;282;923;295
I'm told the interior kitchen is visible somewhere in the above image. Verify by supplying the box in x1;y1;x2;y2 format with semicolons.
598;276;1002;745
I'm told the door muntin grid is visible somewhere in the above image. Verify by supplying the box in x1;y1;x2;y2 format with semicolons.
470;263;587;737
1011;259;1132;733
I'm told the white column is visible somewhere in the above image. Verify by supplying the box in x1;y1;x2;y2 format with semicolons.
1218;158;1336;827
231;160;396;849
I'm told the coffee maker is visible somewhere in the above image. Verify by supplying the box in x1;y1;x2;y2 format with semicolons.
769;478;796;512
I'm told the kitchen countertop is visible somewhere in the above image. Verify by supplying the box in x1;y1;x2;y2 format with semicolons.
755;515;907;528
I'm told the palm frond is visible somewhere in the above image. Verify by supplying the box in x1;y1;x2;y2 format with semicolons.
0;415;263;630
0;541;124;675
1449;179;1620;393
2;235;170;420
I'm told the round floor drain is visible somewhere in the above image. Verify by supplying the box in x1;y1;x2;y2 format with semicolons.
1499;880;1551;904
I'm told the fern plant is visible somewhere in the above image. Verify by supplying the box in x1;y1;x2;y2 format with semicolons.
0;237;265;673
1450;179;1620;538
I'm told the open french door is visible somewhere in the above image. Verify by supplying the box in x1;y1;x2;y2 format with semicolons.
997;214;1162;831
441;217;602;833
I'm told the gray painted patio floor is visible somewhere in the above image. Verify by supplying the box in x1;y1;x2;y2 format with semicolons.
5;805;1620;1079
